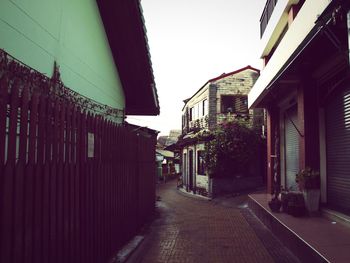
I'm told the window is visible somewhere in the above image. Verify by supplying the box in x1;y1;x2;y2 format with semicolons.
197;150;206;175
221;95;248;114
182;114;185;129
203;99;208;116
189;107;194;121
196;103;200;119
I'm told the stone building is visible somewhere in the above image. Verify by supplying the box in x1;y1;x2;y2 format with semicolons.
179;66;264;197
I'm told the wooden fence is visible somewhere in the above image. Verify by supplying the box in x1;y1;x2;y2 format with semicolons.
0;54;156;262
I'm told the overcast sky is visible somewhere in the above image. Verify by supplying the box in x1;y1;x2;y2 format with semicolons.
126;0;266;135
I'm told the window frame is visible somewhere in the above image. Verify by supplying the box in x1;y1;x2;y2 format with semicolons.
202;99;208;116
220;95;248;114
197;150;206;175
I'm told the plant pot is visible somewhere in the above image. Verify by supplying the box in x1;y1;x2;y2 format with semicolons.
303;189;320;214
286;192;305;217
280;192;289;212
268;199;281;212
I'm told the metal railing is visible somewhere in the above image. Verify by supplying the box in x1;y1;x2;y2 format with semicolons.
260;0;278;38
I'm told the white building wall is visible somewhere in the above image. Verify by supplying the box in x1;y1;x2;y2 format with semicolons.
249;0;331;108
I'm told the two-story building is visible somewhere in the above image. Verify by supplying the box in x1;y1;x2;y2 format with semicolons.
248;0;350;214
179;66;263;196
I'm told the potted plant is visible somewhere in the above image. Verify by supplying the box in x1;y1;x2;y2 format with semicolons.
296;167;320;214
286;192;305;217
268;197;282;212
268;180;282;212
280;186;289;212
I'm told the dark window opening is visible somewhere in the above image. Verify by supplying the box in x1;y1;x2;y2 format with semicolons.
202;99;208;116
189;107;194;121
221;95;248;114
197;150;206;175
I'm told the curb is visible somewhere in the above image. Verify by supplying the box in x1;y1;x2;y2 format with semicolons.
177;187;212;201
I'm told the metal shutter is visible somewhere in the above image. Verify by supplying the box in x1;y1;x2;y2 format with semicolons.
326;86;350;213
285;106;299;191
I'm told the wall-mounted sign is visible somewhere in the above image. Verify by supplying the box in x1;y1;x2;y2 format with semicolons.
88;132;94;158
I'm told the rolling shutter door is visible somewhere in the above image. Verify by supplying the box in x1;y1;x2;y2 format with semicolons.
285;106;299;191
326;86;350;213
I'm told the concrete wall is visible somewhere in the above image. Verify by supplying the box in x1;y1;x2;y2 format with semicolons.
212;176;263;196
0;0;124;110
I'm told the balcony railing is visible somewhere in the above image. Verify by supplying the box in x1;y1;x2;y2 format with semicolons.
260;0;278;38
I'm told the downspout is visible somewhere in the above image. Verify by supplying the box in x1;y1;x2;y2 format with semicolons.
348;10;350;64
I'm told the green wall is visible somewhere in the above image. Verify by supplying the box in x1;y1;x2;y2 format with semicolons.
0;0;125;109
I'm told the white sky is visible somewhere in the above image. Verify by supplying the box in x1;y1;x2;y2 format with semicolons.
126;0;266;135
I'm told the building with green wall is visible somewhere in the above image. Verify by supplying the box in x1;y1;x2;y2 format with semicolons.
0;0;159;117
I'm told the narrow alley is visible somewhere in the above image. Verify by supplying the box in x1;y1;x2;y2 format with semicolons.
127;180;299;263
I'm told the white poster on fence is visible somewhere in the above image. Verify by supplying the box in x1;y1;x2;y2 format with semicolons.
88;132;94;158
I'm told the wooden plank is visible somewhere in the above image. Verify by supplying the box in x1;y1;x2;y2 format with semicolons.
0;69;8;262
121;125;125;241
85;112;92;263
0;75;8;169
117;126;122;248
42;96;53;263
75;108;82;262
63;104;74;263
108;122;113;258
80;111;87;263
13;83;30;263
56;99;65;262
94;116;101;260
112;124;118;250
93;116;98;261
33;93;47;263
86;113;96;262
49;98;60;263
23;91;40;263
107;122;113;258
63;102;71;262
1;81;20;263
69;105;76;263
101;118;107;259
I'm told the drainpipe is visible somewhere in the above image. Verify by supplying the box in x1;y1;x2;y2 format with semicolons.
348;10;350;64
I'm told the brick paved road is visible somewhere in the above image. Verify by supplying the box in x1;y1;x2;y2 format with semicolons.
127;180;298;263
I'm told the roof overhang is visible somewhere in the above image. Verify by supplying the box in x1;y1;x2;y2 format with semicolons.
125;122;159;138
183;65;259;111
96;0;160;115
156;149;175;158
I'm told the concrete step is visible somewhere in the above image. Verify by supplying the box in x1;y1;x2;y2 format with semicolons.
248;194;350;263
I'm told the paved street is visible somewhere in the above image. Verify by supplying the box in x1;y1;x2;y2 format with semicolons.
127;180;299;263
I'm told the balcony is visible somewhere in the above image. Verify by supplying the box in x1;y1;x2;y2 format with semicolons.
260;0;278;38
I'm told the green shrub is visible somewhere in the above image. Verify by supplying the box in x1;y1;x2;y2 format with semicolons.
205;119;263;178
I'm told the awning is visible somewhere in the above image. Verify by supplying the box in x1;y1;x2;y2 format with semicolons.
156;149;174;158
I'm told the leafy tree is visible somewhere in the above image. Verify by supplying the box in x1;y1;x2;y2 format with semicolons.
205;119;263;178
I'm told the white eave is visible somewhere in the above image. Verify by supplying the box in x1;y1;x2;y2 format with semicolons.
248;0;331;108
